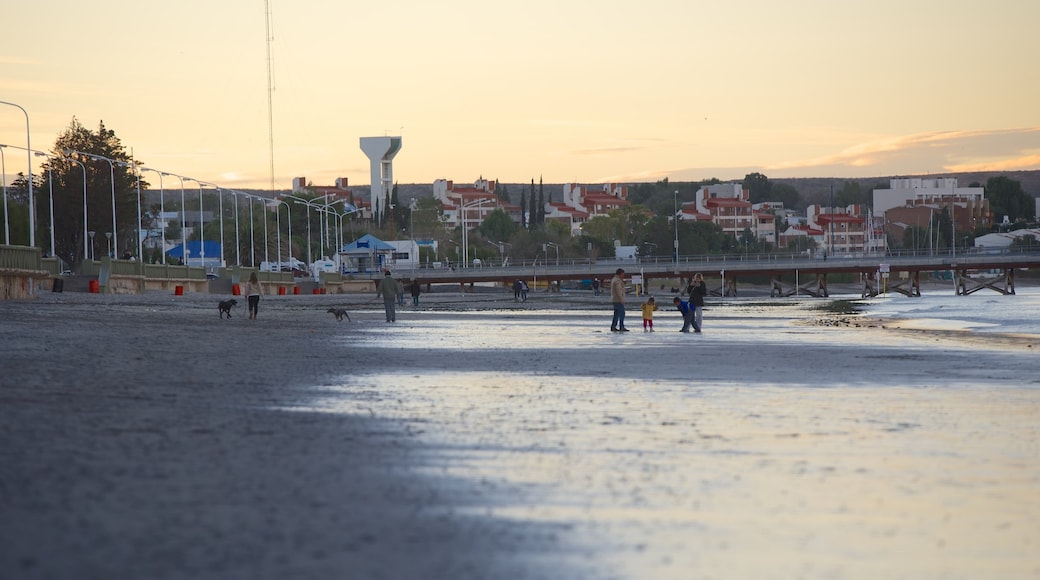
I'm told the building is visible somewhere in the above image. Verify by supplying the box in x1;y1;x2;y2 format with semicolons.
874;178;991;249
805;204;873;255
432;178;521;229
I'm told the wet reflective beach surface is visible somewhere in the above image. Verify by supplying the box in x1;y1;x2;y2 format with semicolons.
294;293;1040;579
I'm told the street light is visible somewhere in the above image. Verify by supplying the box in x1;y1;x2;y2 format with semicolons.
68;150;117;259
66;156;88;261
460;198;494;267
114;160;144;261
0;144;9;244
140;167;166;264
0;101;34;247
673;190;680;265
274;198;292;269
88;230;95;260
543;241;560;266
32;152;56;257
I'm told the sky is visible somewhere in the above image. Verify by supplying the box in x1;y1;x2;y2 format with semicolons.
2;0;1039;191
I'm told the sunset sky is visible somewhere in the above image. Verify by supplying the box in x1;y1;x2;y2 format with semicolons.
2;0;1038;191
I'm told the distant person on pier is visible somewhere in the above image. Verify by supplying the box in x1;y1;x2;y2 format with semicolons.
610;268;630;332
592;278;601;296
520;280;529;303
514;279;523;302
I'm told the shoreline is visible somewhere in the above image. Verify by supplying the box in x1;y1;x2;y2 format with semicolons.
2;287;1038;579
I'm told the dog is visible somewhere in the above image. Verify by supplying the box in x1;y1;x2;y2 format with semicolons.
218;299;238;319
327;307;351;322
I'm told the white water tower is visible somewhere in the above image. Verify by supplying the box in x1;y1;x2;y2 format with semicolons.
360;136;402;218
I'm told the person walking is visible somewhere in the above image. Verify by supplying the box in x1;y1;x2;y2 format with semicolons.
592;278;601;296
377;270;402;322
409;279;422;307
673;296;694;333
520;280;529;303
689;272;706;333
513;279;523;302
641;296;659;332
243;272;263;320
610;268;629;332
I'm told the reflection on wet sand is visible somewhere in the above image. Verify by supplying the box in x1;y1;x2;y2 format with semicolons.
297;297;1040;579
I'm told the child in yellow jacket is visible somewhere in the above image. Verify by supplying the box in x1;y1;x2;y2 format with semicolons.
641;296;659;332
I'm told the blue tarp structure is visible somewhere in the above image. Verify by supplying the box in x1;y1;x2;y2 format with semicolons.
339;234;395;273
340;234;395;254
167;241;222;259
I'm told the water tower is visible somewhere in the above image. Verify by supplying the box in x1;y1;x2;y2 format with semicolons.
360;136;402;218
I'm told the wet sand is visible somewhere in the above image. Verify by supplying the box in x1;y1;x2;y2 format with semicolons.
1;289;1038;579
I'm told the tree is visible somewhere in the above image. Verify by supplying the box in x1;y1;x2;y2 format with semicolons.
986;176;1033;223
34;118;141;268
770;182;802;210
743;172;772;203
835;180;863;207
477;208;517;243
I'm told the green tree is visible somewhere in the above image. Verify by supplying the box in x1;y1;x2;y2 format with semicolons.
743;172;772;203
770;182;802;209
478;208;517;242
835;180;863;207
986;176;1033;223
34;118;141;267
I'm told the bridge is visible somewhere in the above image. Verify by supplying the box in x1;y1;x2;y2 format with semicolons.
393;248;1040;298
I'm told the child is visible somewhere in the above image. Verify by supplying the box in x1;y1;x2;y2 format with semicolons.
673;296;694;333
641;296;659;332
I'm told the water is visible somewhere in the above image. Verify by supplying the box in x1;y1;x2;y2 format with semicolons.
293;291;1040;579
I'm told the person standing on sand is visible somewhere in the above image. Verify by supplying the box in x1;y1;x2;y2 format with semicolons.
244;272;263;320
409;279;422;307
689;272;706;333
641;296;659;332
377;271;402;322
610;268;630;332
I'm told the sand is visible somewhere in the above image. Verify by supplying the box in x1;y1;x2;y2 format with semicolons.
1;288;1038;579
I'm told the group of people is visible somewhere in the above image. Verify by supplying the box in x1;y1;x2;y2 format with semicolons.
609;268;706;334
512;279;530;302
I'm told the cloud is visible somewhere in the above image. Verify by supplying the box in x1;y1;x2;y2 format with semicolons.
764;128;1040;176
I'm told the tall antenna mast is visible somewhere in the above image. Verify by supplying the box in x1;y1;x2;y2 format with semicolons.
264;0;276;190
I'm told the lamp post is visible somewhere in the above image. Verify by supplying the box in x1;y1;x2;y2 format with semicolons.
0;144;9;244
544;241;560;266
88;230;95;260
66;156;88;261
32;152;55;257
69;151;117;259
140;167;166;264
181;177;207;268
0;101;34;247
105;232;112;258
673;190;680;265
460;198;493;267
230;190;241;266
285;194;337;266
114;160;144;261
275;198;292;269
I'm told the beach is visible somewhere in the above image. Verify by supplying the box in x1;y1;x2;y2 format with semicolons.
1;287;1038;579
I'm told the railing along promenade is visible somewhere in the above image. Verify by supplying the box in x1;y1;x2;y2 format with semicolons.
386;247;1040;297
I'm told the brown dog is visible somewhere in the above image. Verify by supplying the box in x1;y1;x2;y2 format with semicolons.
218;299;238;319
327;307;351;322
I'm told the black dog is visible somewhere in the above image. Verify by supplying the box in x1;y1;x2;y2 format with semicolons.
327;307;351;322
218;299;238;319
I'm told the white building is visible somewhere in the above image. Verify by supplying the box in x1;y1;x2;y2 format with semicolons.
872;178;984;215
